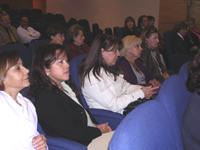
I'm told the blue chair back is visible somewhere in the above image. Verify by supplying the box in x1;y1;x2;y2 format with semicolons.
157;75;191;128
178;62;189;82
109;100;180;150
29;39;49;59
37;123;86;150
69;54;89;109
156;75;192;150
0;43;32;69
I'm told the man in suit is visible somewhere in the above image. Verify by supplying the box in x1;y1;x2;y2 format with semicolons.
172;21;198;55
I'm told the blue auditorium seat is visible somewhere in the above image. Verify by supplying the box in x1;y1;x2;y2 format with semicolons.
37;123;86;150
21;87;87;150
156;75;192;150
157;75;191;128
178;62;189;82
109;100;181;150
0;43;32;69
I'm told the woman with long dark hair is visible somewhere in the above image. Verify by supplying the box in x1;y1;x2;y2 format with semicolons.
30;44;112;149
141;26;169;82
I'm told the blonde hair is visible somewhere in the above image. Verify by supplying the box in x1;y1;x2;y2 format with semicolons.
120;35;142;56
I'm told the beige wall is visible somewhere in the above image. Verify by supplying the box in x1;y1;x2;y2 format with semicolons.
159;0;187;33
46;0;160;29
0;0;32;9
1;0;190;33
33;0;46;12
189;0;200;28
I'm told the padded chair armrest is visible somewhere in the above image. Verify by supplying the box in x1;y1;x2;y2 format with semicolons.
90;109;124;129
47;136;87;150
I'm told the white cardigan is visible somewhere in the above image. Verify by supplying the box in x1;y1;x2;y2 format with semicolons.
82;68;145;114
0;91;39;150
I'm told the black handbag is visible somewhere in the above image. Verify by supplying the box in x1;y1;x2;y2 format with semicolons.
123;98;146;115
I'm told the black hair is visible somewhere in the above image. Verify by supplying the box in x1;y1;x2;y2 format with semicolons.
80;33;120;86
45;24;65;40
30;44;67;94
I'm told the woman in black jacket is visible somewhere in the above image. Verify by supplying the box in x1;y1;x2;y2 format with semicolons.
30;44;111;146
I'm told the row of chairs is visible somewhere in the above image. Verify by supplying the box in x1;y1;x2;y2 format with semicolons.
0;40;49;69
109;63;191;150
37;124;87;150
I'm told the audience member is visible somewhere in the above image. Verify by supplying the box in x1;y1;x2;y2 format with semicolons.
45;24;65;45
30;44;113;148
0;10;19;46
148;15;156;27
117;35;160;88
0;50;47;150
172;21;198;55
122;16;137;38
141;26;169;82
187;17;200;41
80;34;159;115
135;15;149;37
66;24;90;60
17;15;41;44
183;51;200;150
186;18;200;51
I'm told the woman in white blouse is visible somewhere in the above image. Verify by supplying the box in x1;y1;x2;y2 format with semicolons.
0;50;46;150
80;34;159;114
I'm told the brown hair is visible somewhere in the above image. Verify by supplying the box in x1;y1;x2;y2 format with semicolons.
67;24;84;42
0;50;20;90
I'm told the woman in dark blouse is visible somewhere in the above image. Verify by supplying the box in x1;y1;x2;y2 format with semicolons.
117;35;160;88
66;24;90;60
30;44;111;146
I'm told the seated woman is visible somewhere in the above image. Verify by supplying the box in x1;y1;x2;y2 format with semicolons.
141;26;169;82
66;24;90;60
30;44;112;148
45;24;65;45
80;34;159;115
0;50;46;150
117;35;160;87
121;16;137;38
182;51;200;150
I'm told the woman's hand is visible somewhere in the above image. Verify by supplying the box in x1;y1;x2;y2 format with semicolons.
32;134;47;150
148;79;161;88
96;123;112;134
162;72;170;79
141;85;159;99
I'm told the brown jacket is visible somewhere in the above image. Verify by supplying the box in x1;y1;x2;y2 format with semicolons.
0;25;20;46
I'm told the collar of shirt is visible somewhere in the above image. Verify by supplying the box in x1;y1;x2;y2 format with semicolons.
177;32;184;40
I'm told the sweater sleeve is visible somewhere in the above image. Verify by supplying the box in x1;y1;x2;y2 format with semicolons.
35;90;101;145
